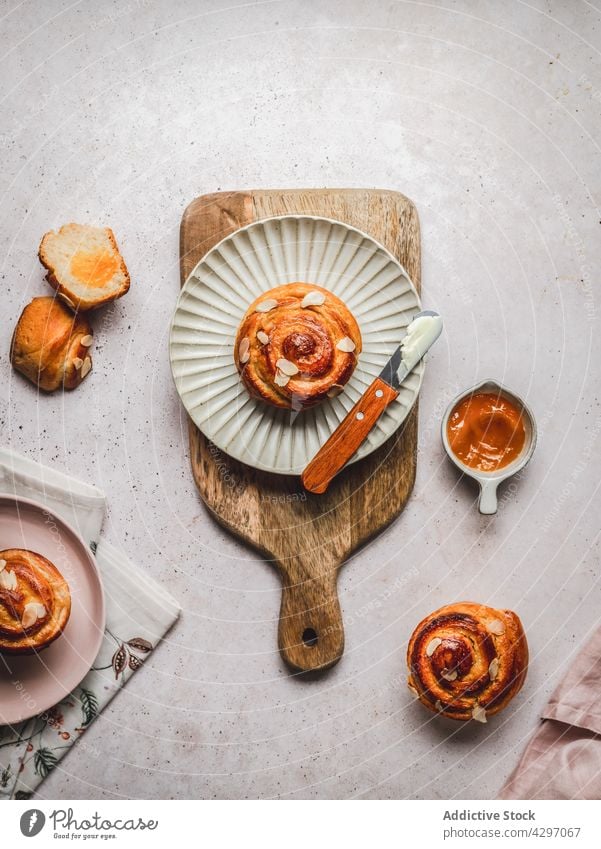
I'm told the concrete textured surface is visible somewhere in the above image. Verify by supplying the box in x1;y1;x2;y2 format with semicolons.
1;0;600;799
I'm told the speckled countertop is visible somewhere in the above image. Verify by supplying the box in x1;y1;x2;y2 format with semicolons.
1;0;600;799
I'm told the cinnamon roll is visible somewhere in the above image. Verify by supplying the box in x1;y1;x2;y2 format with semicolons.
0;549;71;654
234;283;362;410
407;602;528;722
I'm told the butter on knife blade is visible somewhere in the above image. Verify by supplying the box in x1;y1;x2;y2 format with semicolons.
379;310;444;390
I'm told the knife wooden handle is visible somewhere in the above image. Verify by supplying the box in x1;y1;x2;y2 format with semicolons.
302;377;399;494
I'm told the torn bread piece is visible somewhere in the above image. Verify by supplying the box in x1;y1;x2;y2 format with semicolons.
39;223;130;311
10;296;93;392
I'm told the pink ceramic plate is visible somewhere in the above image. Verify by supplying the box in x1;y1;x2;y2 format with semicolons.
0;495;105;725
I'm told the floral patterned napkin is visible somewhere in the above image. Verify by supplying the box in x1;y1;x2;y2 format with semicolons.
0;447;181;799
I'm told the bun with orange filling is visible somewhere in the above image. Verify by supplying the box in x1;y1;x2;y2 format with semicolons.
39;223;130;311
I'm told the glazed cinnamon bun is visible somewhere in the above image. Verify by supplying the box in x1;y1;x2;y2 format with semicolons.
234;283;362;410
407;602;528;722
0;549;71;654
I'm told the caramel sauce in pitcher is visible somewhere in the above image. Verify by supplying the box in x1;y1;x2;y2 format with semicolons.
447;392;526;472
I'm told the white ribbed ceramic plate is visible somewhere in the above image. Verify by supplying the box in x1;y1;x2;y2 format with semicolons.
170;215;422;474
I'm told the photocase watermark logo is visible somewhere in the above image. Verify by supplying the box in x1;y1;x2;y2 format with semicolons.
16;807;159;838
19;809;46;837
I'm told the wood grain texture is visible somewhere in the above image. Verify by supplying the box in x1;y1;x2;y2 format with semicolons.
180;189;421;673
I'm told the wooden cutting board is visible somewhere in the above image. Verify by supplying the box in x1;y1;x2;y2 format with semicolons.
180;189;421;673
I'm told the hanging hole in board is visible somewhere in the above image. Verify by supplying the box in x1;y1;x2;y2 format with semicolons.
302;627;318;647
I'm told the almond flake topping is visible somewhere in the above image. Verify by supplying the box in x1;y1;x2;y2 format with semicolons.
426;637;442;657
73;357;83;370
472;704;487;723
487;619;505;636
22;609;36;629
255;299;278;313
0;569;17;590
441;669;458;682
257;331;269;345
275;358;299;376
0;559;6;572
22;604;37;629
336;337;356;353
274;370;290;387
407;683;419;700
488;658;499;681
301;290;326;308
239;337;250;363
80;357;92;379
435;700;444;712
22;601;46;629
81;335;94;347
327;384;344;399
59;293;75;309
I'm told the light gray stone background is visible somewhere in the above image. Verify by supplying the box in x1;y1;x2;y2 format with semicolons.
1;0;600;799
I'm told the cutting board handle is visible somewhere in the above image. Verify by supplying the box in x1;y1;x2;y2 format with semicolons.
277;557;344;673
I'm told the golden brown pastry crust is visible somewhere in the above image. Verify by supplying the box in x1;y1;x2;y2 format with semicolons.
0;549;71;654
234;283;362;410
10;296;93;392
407;601;528;722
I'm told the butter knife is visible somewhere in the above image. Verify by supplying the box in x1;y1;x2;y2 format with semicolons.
301;310;443;494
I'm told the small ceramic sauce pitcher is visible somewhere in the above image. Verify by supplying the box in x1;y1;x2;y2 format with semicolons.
441;379;537;515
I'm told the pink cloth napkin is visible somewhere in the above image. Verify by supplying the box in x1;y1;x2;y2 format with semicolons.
499;625;601;799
